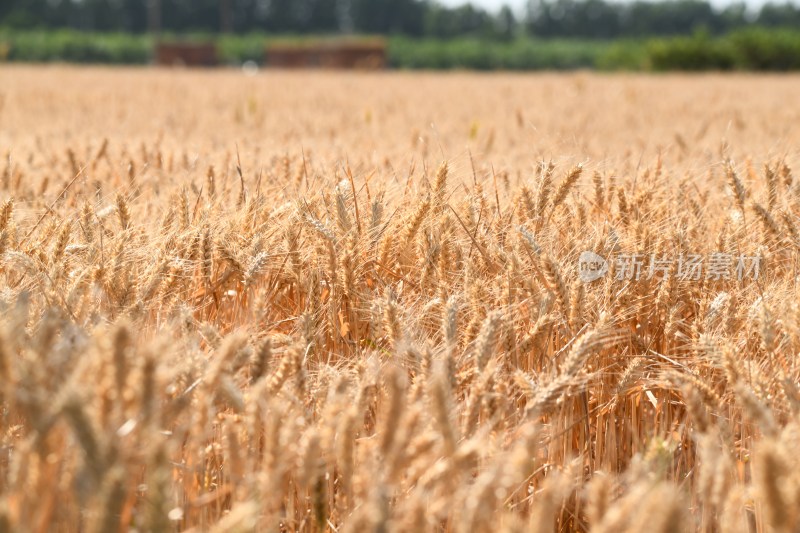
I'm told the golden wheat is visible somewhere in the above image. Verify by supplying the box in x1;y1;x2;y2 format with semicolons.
1;65;800;532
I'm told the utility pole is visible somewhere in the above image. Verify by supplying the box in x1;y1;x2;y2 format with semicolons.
147;0;162;38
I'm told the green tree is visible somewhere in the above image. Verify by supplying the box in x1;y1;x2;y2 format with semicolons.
351;0;425;35
308;0;341;32
526;0;621;38
497;5;518;40
757;2;800;27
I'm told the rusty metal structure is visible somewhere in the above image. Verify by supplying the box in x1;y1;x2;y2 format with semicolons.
155;42;218;67
266;40;387;70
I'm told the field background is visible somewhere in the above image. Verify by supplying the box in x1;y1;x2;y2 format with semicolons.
2;66;800;532
5;66;800;163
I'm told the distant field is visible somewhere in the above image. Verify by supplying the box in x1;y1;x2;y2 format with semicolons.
2;66;800;531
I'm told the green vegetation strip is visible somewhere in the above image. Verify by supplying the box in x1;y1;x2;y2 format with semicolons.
1;28;800;71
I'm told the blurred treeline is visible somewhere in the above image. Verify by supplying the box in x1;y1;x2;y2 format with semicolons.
3;0;800;40
3;0;800;70
3;27;800;70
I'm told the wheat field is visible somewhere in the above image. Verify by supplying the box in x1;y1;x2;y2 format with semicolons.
2;65;800;532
